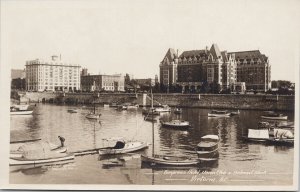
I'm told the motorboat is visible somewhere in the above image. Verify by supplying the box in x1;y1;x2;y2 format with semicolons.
67;108;78;113
208;110;231;117
10;106;33;115
261;111;288;120
9;141;74;166
154;105;171;113
161;120;190;129
230;110;240;116
196;135;219;160
174;108;182;114
98;137;148;155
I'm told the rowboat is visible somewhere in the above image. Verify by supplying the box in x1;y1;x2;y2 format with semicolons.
161;120;190;129
230;110;240;115
141;155;200;166
261;111;288;120
196;135;219;159
10;153;75;166
98;137;148;155
86;113;101;119
208;110;231;117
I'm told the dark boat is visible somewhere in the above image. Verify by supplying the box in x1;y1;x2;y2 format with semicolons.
196;135;219;160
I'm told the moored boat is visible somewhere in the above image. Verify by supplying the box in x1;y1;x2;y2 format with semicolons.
261;111;288;120
141;155;201;166
155;105;171;113
208;110;231;117
98;137;148;155
67;109;78;113
161;120;190;129
230;110;240;116
10;106;33;115
245;128;270;142
196;135;219;160
9;141;74;166
174;108;182;114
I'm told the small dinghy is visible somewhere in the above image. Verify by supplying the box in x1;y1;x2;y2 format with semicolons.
98;137;148;155
141;155;201;167
86;113;101;120
67;109;78;113
261;111;288;120
10;106;33;115
196;135;219;160
10;141;74;166
230;110;240;116
208;110;231;117
161;120;190;129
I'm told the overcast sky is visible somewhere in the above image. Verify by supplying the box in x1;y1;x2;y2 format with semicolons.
1;0;299;82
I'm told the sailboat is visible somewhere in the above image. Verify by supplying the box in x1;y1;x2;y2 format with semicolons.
141;88;201;167
86;93;101;120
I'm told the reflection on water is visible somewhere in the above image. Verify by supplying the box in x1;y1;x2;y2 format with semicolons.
10;104;295;185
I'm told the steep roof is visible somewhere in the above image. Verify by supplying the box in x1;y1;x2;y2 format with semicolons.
210;44;222;59
179;50;207;58
162;48;177;62
221;51;228;62
228;50;268;62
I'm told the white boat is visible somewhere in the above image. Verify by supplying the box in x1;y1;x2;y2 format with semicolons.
10;144;67;158
230;110;240;115
155;105;171;112
161;120;190;129
261;111;288;120
10;153;75;166
126;104;139;109
103;104;110;108
9;141;74;166
98;137;148;155
196;135;219;159
86;113;101;119
208;110;231;117
10;105;33;115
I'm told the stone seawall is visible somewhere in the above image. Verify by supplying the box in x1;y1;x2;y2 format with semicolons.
23;92;295;111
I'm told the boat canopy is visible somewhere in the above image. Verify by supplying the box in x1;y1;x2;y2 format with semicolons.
248;129;269;139
274;129;294;139
201;135;219;141
17;141;65;159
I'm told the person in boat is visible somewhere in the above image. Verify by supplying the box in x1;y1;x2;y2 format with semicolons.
58;136;65;147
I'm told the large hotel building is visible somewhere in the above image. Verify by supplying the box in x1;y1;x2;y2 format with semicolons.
25;55;81;92
160;44;271;92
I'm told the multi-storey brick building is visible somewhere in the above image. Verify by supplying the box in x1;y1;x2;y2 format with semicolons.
228;50;271;91
81;74;125;92
25;55;81;92
159;48;178;87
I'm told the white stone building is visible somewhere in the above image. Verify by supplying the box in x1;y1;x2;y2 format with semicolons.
25;55;81;92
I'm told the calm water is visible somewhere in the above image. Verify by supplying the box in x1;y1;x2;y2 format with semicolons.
10;104;295;185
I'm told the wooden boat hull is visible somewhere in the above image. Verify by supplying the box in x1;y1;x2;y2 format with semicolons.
141;155;200;166
208;113;231;117
99;141;148;155
10;154;75;166
267;138;294;146
161;122;190;129
261;116;288;120
197;149;219;159
10;110;33;115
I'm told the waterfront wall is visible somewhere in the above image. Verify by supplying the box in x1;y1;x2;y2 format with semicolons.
22;92;295;111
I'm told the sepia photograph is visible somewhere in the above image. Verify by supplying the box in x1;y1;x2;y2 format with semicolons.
0;0;299;191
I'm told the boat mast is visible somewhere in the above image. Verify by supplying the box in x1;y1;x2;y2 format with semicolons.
151;87;154;157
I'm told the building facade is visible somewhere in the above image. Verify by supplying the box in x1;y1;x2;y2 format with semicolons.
81;74;125;92
228;50;271;91
25;55;81;92
159;48;178;87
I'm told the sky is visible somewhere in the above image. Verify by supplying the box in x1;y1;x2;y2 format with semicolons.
1;0;300;82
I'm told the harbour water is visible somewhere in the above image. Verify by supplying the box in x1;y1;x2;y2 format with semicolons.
10;104;295;185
